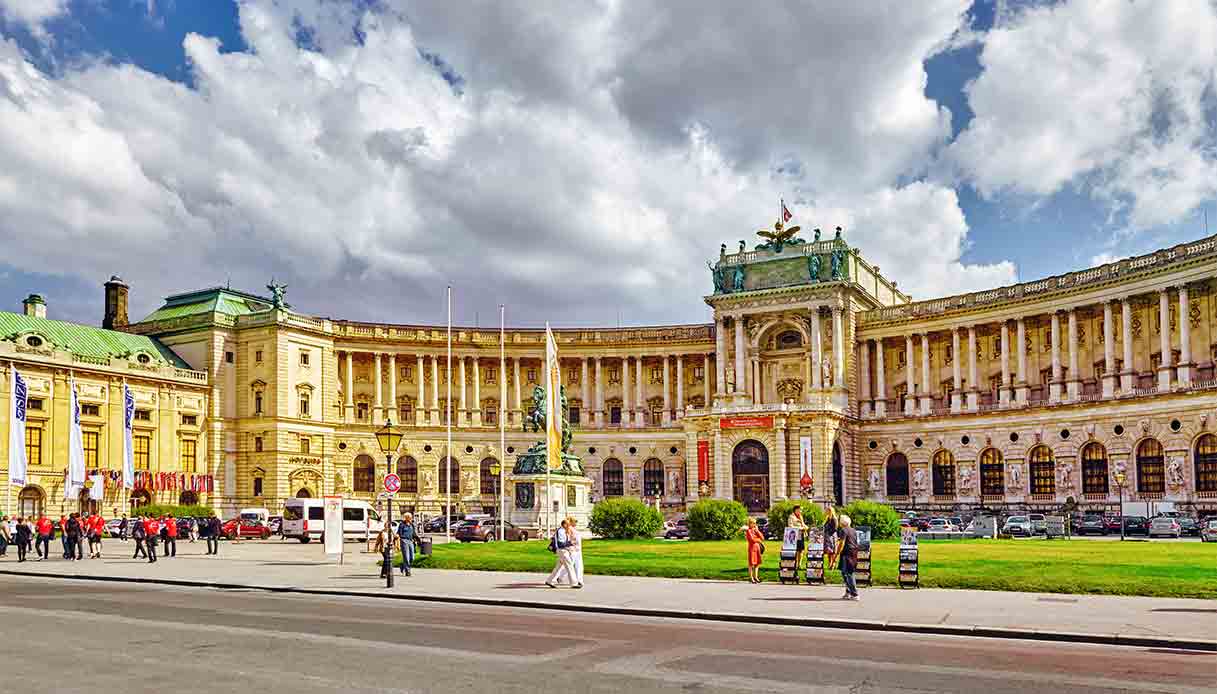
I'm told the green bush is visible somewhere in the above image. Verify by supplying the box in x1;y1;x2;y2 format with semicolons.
840;500;901;540
766;500;827;538
588;498;663;539
686;499;749;540
127;504;216;519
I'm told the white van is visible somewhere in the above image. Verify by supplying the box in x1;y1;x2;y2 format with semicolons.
239;507;271;525
282;498;384;543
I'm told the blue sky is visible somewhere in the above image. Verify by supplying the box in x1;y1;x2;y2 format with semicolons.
0;0;1214;327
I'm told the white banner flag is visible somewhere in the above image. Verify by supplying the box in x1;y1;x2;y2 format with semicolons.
89;473;104;501
122;385;135;489
8;368;28;487
544;323;563;471
65;378;86;499
323;495;344;560
799;435;813;494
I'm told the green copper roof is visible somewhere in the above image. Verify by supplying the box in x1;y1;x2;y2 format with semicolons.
0;311;189;367
139;287;273;323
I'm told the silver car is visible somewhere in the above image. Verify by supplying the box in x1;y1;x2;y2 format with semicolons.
1148;516;1182;538
1003;515;1033;536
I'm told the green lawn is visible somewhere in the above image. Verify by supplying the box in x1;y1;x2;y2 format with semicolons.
409;538;1217;599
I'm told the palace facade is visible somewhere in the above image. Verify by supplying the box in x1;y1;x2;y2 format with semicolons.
2;231;1216;522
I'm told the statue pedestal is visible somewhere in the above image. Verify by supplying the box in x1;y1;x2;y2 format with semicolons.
508;444;592;535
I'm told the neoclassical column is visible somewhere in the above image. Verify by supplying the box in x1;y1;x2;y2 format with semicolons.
580;357;590;428
904;334;916;415
388;353;397;423
810;310;823;390
513;357;522;421
1067;308;1080;401
457;356;467;426
874;338;887;417
621;356;632;428
918;332;931;415
1015;318;1029;404
471;358;482;427
951;328;962;413
702;354;711;408
859;341;872;418
1158;288;1172;391
966;326;979;412
416;354;426;426
1102;301;1116;398
881;336;890;413
1178;285;1192;385
594;357;604;428
1049;312;1062;403
344;351;355;421
1120;298;1134;393
431;355;440;422
714;317;727;395
752;358;762;405
373;352;384;425
773;419;788;503
999;321;1011;406
734;318;747;396
833;306;846;390
635;356;645;427
676;355;685;420
662;355;672;425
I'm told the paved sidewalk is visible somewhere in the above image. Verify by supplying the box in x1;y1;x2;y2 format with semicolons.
2;540;1213;649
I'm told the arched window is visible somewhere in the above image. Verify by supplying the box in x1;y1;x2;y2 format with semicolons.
1028;445;1055;496
1081;443;1108;495
602;459;624;497
980;448;1004;496
17;485;44;518
776;330;803;348
353;455;375;493
396;456;418;494
886;453;909;497
1195;434;1217;493
480;457;499;495
932;450;955;496
643;459;665;497
439;457;460;494
1136;439;1165;494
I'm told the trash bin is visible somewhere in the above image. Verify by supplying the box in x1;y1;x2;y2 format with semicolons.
419;536;433;556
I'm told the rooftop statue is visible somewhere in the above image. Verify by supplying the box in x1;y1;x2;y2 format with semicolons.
707;261;726;293
266;280;289;309
731;264;746;292
755;219;805;253
831;248;846;280
807;253;822;283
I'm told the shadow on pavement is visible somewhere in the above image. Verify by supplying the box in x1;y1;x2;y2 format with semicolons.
1150;608;1217;614
495;583;552;589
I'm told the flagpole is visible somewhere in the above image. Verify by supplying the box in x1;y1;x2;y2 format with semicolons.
6;361;12;516
445;286;452;544
498;304;506;540
545;323;551;536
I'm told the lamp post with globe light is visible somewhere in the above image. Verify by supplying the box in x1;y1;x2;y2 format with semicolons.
1114;469;1127;542
375;418;402;588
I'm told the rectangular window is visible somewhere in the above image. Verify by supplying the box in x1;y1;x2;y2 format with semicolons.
484;405;497;425
526;368;537;383
1029;462;1055;496
225;351;234;364
135;409;151;422
181;439;197;474
693;365;705;380
255;350;264;363
255;393;264;416
650;406;663;427
568;406;580;426
27;398;43;411
401;365;413;381
610;406;622;425
253;478;263;497
567;367;579;383
608;368;620;384
356;402;369;421
133;435;150;470
300;437;310;454
82;431;99;469
484;367;496;384
81;404;100;417
299;395;310;417
181;414;198;426
651;366;662;382
254;436;263;453
25;426;42;466
299;351;310;366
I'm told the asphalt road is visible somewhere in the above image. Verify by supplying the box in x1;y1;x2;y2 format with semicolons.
0;575;1212;694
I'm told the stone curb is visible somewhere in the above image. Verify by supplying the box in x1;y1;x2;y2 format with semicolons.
3;569;1214;653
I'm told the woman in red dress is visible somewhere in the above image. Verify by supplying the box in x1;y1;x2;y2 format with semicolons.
745;517;766;584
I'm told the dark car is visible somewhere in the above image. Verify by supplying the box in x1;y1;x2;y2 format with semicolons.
665;519;690;540
1123;516;1150;536
1176;516;1201;536
1077;514;1108;535
909;517;932;531
423;514;464;533
1103;515;1123;534
221;518;271;540
453;518;528;542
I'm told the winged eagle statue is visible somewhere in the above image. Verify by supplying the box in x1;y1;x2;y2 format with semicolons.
756;219;804;252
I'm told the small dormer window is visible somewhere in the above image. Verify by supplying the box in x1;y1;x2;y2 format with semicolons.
136;354;152;364
25;336;43;348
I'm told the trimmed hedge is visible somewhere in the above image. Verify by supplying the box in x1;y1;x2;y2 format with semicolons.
128;504;215;518
588;498;663;539
686;499;748;540
766;500;826;538
840;500;901;540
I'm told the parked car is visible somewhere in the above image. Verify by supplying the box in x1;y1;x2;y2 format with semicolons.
949;516;965;529
1201;519;1217;543
453;518;529;542
221;518;271;540
1103;515;1124;534
1148;516;1182;538
927;518;956;532
665;519;690;540
423;514;463;533
1003;515;1033;537
1077;514;1108;535
1176;516;1200;536
1028;513;1047;535
1123;516;1150;536
907;517;932;531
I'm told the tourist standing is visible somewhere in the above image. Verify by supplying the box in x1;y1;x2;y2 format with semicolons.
132;516;147;559
119;514;129;541
14;517;31;562
0;515;10;557
87;513;104;558
188;517;198;543
164;515;178;558
59;514;69;558
745;517;765;583
144;516;159;563
566;517;584;588
205;516;221;555
396;514;417;576
65;513;82;560
35;515;52;560
545;519;574;588
787;506;809;571
837;514;860;601
822;507;839;572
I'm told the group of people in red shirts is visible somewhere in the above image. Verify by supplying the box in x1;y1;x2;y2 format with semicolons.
0;512;107;562
130;514;180;563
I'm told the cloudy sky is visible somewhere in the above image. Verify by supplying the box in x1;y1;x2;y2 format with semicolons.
1;1;1214;328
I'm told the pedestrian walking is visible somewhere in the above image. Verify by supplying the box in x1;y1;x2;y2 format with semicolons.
206;516;221;555
35;514;52;560
14;517;31;562
396;514;418;576
565;517;584;588
131;516;147;558
822;507;839;573
59;514;69;558
188;517;198;543
119;515;129;541
87;512;104;558
164;515;177;558
0;515;10;557
65;513;83;560
545;519;575;588
745;517;765;583
144;516;159;563
837;514;860;601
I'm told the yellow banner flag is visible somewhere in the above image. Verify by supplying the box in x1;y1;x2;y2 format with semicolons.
545;324;563;471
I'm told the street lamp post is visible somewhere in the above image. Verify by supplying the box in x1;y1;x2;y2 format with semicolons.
1114;469;1127;542
489;462;502;537
376;418;403;588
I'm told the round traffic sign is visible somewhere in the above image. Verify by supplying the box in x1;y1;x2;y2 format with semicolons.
383;473;401;494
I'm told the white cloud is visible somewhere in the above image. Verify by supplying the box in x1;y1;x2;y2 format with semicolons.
0;0;1009;325
0;0;67;38
1090;252;1120;267
948;0;1217;229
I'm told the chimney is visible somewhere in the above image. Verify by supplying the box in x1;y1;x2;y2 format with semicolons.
103;275;129;330
22;294;46;319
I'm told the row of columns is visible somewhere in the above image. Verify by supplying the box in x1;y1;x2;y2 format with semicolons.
339;351;713;428
715;305;847;403
858;286;1195;417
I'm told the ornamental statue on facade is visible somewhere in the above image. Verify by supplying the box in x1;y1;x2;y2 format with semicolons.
267;280;289;309
731;264;746;292
807;253;822;282
1167;457;1185;490
868;468;882;494
912;467;928;494
708;261;726;293
755;219;804;253
514;384;583;475
830;248;846;280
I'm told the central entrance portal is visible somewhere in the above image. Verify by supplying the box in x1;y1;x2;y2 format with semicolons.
732;440;770;512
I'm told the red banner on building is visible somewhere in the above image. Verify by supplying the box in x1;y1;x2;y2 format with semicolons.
719;415;774;430
697;440;709;482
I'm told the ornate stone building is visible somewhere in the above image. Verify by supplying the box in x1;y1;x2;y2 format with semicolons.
4;230;1215;522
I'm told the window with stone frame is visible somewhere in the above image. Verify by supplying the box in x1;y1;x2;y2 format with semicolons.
82;431;99;469
526;368;537;384
397;456;418;494
484;366;496;384
567;366;580;384
356;401;369;421
1194;434;1217;493
480;458;499;495
299;393;310;418
439;458;460;494
602;459;624;496
254;436;263;453
567;399;580;427
181;438;197;474
895;383;908;412
1028;445;1055;496
133;435;150;470
299;436;310;454
483;399;498;426
398;396;413;423
400;364;413;382
941;379;954;401
648;397;664;427
932;450;955;496
353;455;375;493
608;399;623;425
22;425;40;467
253;477;263;497
608;367;621;385
693;365;705;381
1136;439;1165;494
979;448;1004;496
643;459;665;496
650;366;662;383
1081;442;1109;495
885;454;909;497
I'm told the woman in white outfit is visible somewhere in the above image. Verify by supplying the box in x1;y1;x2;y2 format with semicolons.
565;517;584;589
546;519;575;588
